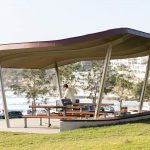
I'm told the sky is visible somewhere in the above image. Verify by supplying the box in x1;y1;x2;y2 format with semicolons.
0;0;150;44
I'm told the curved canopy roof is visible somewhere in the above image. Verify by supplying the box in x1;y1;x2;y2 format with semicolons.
0;28;150;69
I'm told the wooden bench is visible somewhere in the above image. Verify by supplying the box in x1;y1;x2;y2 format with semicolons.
65;110;116;118
24;104;116;128
22;114;74;128
22;110;116;128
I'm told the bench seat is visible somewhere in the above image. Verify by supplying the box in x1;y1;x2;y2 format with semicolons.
22;110;116;128
22;115;74;128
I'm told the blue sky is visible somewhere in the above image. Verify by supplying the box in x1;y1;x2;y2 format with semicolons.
0;0;150;44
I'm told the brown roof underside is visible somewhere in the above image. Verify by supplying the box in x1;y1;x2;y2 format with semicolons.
0;28;150;69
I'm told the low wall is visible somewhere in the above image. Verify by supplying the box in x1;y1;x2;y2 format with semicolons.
60;113;150;131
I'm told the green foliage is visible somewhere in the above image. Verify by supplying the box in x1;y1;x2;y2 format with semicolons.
145;83;150;100
81;61;103;102
132;82;143;99
59;62;81;93
104;66;118;94
80;61;118;102
133;81;150;100
2;68;22;88
113;74;133;99
112;65;134;100
10;69;56;103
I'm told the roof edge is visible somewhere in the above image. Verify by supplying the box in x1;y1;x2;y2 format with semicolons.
0;28;149;47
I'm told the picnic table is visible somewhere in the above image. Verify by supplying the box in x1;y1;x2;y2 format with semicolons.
72;103;112;106
22;103;116;128
28;105;81;127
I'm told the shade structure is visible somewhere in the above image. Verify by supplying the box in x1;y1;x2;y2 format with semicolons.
0;28;150;127
0;28;150;69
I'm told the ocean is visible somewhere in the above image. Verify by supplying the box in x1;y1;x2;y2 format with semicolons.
0;91;149;111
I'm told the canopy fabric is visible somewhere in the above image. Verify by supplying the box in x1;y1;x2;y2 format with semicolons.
0;28;150;69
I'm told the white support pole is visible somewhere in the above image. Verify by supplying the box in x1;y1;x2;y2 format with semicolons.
94;45;112;118
0;66;10;128
54;63;62;98
138;55;150;112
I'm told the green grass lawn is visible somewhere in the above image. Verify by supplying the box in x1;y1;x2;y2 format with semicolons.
0;119;150;150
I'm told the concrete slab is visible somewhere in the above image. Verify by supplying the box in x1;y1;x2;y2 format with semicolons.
0;118;60;134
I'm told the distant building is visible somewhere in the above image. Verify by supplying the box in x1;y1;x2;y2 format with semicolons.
110;56;148;81
80;57;148;81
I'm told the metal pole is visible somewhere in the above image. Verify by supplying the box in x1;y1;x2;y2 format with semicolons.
54;63;62;98
94;45;112;118
0;66;10;128
138;55;150;112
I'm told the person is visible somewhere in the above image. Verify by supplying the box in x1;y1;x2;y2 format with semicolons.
63;84;75;103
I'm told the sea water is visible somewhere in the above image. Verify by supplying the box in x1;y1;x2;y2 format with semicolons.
0;91;58;111
0;91;149;111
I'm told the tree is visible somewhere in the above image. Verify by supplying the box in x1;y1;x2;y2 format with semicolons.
10;69;56;105
2;68;22;89
59;62;81;94
133;81;150;101
80;61;103;102
80;61;117;103
132;82;143;99
105;66;118;94
112;65;134;111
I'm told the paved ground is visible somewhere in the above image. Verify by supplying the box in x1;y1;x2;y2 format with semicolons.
0;118;60;134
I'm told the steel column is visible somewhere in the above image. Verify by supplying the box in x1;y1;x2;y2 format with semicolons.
55;63;62;98
0;66;10;127
138;55;150;112
94;45;112;118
